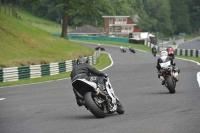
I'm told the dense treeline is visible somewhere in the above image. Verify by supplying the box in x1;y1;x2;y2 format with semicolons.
2;0;200;37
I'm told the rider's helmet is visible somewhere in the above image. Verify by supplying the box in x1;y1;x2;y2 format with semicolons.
98;44;100;47
76;57;87;65
160;50;168;56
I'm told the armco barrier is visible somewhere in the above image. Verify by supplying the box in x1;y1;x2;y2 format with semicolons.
0;51;101;82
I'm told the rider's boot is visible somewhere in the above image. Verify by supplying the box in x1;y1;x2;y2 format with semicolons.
173;72;179;82
160;76;165;85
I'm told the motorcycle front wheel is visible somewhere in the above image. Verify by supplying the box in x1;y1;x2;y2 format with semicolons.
116;100;125;114
84;92;106;118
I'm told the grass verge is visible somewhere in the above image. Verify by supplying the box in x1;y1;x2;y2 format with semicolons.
0;53;111;87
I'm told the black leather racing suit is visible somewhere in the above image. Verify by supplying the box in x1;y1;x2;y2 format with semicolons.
152;47;157;53
70;63;105;81
156;56;173;71
70;63;105;100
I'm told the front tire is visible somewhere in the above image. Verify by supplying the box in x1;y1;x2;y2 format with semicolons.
165;76;176;93
84;92;106;118
116;100;125;114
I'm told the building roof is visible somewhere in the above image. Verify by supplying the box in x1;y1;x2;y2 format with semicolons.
102;16;130;18
68;25;104;34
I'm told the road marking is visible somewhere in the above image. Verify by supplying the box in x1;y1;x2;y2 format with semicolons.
197;72;200;87
0;98;5;100
176;57;200;87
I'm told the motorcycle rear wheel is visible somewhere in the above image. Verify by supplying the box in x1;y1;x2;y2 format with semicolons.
165;76;176;93
84;92;106;118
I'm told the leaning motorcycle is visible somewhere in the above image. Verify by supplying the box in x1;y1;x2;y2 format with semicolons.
159;61;178;93
120;48;126;53
72;76;125;118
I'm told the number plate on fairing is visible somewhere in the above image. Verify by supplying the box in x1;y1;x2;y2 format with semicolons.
159;61;171;68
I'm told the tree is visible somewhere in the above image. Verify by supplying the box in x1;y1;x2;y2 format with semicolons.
170;0;191;34
188;0;200;32
56;0;115;39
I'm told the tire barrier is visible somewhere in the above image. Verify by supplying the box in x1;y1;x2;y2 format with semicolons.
0;51;101;82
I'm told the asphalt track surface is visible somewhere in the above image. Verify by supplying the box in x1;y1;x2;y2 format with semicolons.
0;42;200;133
178;38;200;50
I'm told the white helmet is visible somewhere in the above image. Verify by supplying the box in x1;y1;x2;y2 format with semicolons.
160;50;168;56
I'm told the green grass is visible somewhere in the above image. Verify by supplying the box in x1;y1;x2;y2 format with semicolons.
176;55;200;63
0;53;110;87
185;33;200;41
1;6;73;33
0;12;94;68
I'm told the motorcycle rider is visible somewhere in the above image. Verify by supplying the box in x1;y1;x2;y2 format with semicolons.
120;46;126;52
129;46;135;53
70;56;107;106
166;46;175;59
156;50;179;85
152;46;157;53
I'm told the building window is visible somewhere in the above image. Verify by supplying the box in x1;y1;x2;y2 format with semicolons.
115;27;120;32
109;27;113;32
109;19;113;24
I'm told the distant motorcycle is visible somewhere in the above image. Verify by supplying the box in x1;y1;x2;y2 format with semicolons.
152;50;157;57
72;75;125;118
129;48;136;53
159;61;179;93
120;48;126;53
95;46;105;51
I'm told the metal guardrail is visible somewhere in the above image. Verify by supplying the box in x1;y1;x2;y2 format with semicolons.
0;51;101;82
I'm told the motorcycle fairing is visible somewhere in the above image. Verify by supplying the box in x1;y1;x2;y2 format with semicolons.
159;61;171;68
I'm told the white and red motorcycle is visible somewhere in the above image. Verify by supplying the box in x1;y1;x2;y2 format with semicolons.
72;75;125;118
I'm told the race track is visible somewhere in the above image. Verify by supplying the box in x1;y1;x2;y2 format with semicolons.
0;42;200;133
178;38;200;50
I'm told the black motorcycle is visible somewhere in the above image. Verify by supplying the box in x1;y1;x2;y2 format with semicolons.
152;50;157;57
129;48;136;53
95;46;105;51
120;48;126;53
159;61;178;93
72;76;125;118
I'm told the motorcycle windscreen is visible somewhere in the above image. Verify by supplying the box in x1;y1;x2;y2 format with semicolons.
159;61;171;68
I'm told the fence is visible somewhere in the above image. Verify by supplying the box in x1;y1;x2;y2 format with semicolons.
0;51;101;82
52;34;129;43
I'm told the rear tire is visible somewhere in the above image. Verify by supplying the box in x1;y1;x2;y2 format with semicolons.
84;92;106;118
165;76;176;93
